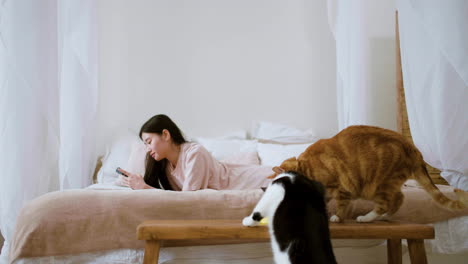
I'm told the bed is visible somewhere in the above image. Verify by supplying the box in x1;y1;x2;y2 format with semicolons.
8;12;468;264
8;116;468;264
8;182;468;264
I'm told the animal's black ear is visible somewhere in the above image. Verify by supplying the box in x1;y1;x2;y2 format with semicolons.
312;181;326;197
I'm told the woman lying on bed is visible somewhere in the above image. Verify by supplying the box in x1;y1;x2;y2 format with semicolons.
118;114;272;190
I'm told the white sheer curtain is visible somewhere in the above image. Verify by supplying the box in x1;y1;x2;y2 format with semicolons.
327;0;372;129
397;0;468;190
58;0;98;189
327;0;397;130
0;0;97;259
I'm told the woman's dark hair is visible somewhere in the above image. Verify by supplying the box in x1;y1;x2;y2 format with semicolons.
139;114;187;189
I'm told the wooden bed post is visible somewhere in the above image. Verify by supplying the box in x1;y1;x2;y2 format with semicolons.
395;10;447;185
396;11;404;134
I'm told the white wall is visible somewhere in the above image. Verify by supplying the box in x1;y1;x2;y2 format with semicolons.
96;0;396;155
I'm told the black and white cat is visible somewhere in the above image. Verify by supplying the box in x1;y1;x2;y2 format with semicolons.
243;171;337;264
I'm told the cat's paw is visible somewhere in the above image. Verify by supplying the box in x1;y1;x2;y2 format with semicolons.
377;213;389;221
357;210;380;223
330;215;341;223
242;216;258;227
356;215;370;222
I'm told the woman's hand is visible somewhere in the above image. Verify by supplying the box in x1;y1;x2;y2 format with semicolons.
118;168;149;190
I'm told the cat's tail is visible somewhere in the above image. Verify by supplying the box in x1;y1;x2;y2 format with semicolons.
413;164;468;210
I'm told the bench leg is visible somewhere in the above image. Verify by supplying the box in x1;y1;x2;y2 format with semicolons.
143;240;161;264
387;239;402;264
407;239;427;264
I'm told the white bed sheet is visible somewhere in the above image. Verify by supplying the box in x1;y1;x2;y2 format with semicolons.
430;216;468;254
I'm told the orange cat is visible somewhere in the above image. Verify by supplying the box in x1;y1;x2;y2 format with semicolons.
269;125;467;223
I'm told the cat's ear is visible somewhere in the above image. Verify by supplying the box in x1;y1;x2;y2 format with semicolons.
280;157;298;171
272;167;284;174
267;167;284;179
284;157;297;162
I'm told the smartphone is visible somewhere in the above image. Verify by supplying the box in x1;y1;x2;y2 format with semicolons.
116;167;128;177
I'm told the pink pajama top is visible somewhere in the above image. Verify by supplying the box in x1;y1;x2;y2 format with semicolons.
166;142;272;191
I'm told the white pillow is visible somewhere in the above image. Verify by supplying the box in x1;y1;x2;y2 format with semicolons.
115;139;260;186
194;138;258;161
115;140;148;187
96;132;140;184
119;137;259;175
125;141;147;176
251;121;318;144
257;142;313;167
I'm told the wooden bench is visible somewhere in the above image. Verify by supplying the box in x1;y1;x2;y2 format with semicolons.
137;220;434;264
